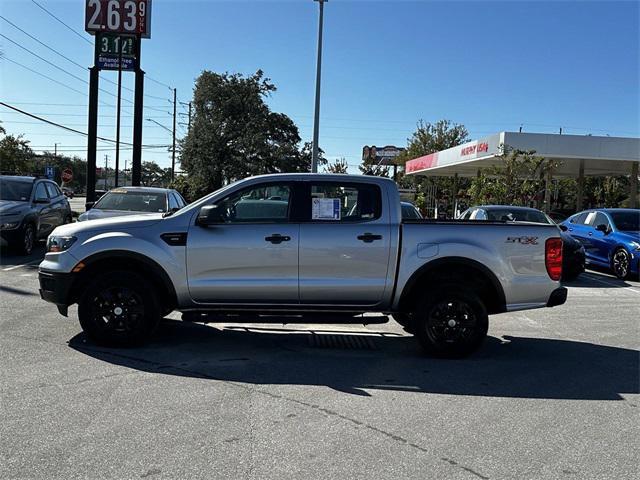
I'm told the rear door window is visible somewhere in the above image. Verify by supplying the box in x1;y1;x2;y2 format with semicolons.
44;183;59;199
34;182;49;201
305;182;382;222
571;212;589;224
591;212;610;229
470;209;487;220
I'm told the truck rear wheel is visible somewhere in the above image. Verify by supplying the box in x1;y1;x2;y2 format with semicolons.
412;288;488;358
78;271;160;346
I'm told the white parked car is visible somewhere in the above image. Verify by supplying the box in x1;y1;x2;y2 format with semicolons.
79;187;186;221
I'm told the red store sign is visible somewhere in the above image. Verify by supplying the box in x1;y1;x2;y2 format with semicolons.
460;142;489;157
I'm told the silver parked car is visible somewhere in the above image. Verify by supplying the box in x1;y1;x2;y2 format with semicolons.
78;186;186;221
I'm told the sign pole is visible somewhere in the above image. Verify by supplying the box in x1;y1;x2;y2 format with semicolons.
171;87;176;181
131;40;144;186
114;41;123;187
86;62;99;204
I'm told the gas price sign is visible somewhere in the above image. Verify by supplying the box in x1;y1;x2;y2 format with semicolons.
85;0;152;38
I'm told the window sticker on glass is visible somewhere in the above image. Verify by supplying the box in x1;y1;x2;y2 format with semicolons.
312;198;341;220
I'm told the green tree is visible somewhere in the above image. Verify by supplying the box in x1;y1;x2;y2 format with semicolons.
394;119;471;217
324;157;349;174
468;145;558;208
141;161;172;187
0;132;33;174
179;70;319;199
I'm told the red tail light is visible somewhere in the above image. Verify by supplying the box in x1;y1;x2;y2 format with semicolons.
545;237;563;281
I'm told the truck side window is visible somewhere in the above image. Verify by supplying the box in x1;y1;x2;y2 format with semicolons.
168;193;180;211
215;183;291;223
308;183;381;222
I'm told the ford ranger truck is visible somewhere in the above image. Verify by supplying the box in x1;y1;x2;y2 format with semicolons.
38;174;567;357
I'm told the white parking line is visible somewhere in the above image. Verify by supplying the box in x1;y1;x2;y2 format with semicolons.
583;272;640;294
2;259;41;272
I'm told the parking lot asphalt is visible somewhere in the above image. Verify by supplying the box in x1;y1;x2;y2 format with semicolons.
1;246;638;480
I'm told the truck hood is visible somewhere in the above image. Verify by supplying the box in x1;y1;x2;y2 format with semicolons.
51;213;164;236
0;200;29;216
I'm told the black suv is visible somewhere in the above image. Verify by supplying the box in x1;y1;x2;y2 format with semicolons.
0;175;72;255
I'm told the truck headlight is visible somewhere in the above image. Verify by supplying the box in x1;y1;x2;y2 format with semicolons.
0;222;19;229
47;235;77;252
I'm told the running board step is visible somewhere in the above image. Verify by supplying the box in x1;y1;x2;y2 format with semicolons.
181;312;389;325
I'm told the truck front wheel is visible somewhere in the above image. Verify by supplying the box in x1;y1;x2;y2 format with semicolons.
78;271;160;346
412;288;488;358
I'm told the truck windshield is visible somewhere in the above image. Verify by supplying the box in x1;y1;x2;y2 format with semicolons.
94;191;167;212
610;211;639;232
0;178;33;202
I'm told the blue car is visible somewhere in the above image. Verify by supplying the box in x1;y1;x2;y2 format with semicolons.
561;209;640;279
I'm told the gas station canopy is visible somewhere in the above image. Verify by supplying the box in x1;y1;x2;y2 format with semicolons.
405;132;639;177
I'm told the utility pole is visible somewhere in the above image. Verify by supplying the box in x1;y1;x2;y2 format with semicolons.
311;0;327;173
171;88;177;181
104;155;109;189
188;102;192;131
114;39;123;188
131;39;144;187
54;143;58;157
86;64;99;203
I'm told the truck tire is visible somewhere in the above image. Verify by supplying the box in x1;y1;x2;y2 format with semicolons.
78;271;160;346
412;288;488;358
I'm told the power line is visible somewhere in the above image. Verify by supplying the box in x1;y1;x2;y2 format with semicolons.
30;0;93;45
0;32;137;107
3;57;89;99
0;102;167;148
25;5;173;104
0;15;139;95
1;102;170;108
1;110;168;119
147;76;173;90
1;33;89;85
0;15;86;71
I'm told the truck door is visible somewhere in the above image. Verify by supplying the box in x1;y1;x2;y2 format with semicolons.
186;181;300;304
298;181;392;306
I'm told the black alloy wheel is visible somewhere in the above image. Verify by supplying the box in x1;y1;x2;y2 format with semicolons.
413;288;488;358
79;271;159;346
612;248;630;280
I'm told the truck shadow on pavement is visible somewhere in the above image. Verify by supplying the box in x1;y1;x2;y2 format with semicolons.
69;320;639;401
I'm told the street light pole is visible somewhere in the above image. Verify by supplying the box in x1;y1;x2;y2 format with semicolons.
311;0;327;173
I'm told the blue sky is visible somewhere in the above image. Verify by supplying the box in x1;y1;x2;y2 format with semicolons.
1;0;638;172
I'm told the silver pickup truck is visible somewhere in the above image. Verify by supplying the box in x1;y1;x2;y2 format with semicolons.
38;174;566;357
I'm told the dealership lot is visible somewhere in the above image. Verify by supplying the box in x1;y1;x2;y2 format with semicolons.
1;249;638;480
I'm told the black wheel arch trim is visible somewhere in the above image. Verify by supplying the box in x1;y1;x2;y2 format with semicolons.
399;256;507;314
72;250;178;307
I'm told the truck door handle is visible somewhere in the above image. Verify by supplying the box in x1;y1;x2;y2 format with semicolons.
357;233;382;243
265;234;290;244
588;232;593;236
